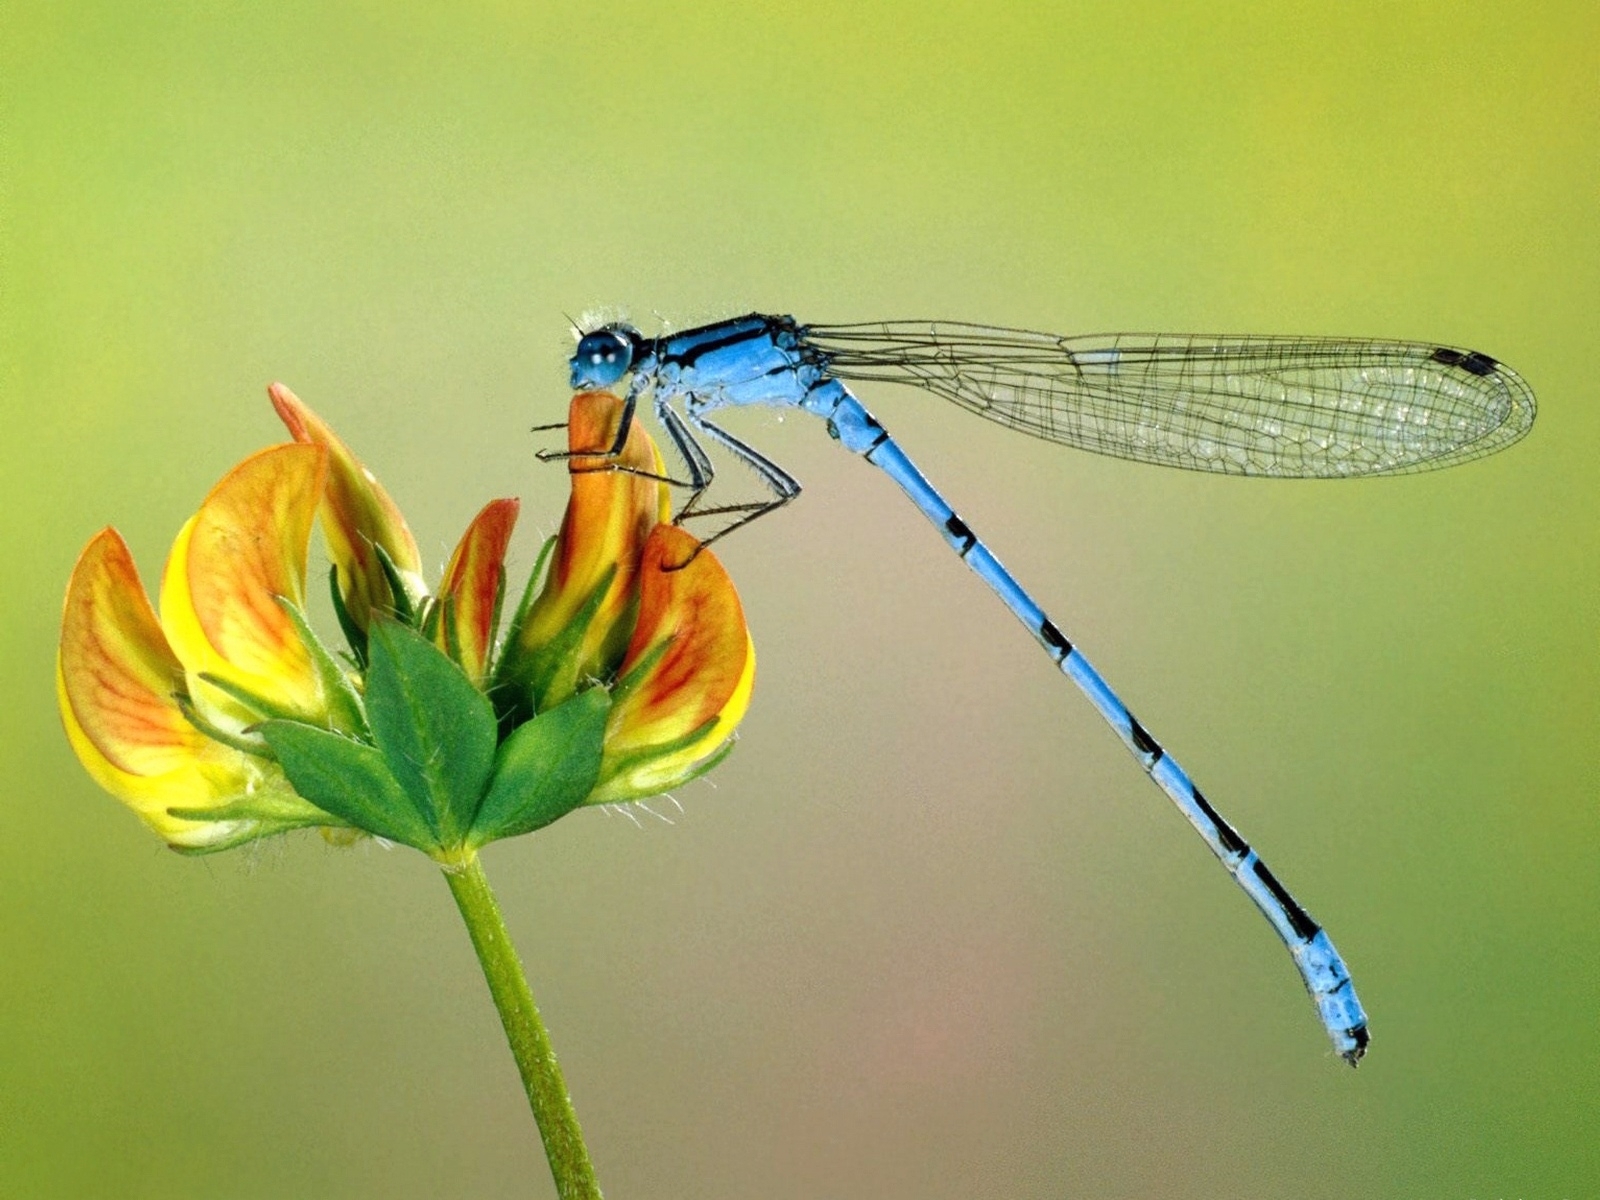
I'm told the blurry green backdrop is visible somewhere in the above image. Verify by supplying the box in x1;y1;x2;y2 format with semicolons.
4;1;1597;1196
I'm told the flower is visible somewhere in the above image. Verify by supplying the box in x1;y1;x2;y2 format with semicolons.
496;390;670;716
57;444;342;851
588;524;754;803
269;383;426;635
496;392;755;806
57;385;754;856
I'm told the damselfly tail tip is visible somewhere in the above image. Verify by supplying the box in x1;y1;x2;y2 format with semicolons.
1340;1024;1371;1068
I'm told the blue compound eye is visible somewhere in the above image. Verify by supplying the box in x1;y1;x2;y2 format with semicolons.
570;328;634;389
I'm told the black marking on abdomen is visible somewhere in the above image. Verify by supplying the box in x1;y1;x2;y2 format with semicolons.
944;514;977;557
1430;346;1499;377
1252;859;1321;941
1192;788;1249;858
1129;716;1163;763
1039;619;1072;659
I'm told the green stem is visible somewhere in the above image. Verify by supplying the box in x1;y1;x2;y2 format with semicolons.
442;852;602;1199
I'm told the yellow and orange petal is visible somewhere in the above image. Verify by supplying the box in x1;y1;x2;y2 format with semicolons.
57;528;254;845
435;498;520;687
506;391;671;702
159;442;329;722
270;382;425;630
589;524;755;803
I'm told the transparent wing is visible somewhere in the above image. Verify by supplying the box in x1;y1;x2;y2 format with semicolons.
800;321;1536;477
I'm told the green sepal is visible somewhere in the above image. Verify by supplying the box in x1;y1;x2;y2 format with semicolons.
660;730;738;790
586;731;740;808
430;594;458;664
174;693;272;757
372;542;416;625
164;816;318;857
497;534;558;657
587;716;724;804
258;719;437;850
481;563;508;674
420;590;447;648
275;595;369;738
166;782;340;849
330;564;368;667
364;618;498;848
607;634;673;708
196;672;307;724
524;565;616;714
490;535;560;727
416;594;445;645
468;687;611;845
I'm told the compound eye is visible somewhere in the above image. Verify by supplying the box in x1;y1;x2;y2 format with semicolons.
571;329;634;388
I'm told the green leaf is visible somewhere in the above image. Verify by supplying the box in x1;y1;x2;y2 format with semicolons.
364;618;498;848
469;687;611;846
259;719;437;850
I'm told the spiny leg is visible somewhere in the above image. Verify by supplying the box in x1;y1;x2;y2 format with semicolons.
654;393;716;514
672;407;801;554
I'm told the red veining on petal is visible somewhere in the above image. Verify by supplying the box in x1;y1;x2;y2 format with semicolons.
269;382;422;628
509;391;671;686
607;524;750;749
157;443;329;718
58;529;205;776
436;497;520;684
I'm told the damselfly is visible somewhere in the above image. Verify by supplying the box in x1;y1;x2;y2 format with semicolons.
562;314;1536;1065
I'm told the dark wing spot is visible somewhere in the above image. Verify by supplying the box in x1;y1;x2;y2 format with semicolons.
1430;346;1499;377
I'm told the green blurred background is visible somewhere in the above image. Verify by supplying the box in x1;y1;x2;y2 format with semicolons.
4;1;1596;1196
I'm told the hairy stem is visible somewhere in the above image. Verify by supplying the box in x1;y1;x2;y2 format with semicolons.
442;853;601;1199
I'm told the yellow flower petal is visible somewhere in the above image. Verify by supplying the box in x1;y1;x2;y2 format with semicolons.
590;524;755;803
503;390;670;707
57;528;254;846
434;497;520;686
269;382;425;629
159;443;328;721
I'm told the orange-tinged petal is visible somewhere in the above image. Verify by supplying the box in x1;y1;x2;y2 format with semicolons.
270;382;424;629
434;497;520;686
591;524;755;802
57;528;254;845
160;443;328;721
504;391;671;704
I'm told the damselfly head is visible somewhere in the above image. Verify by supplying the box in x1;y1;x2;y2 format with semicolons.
570;324;638;390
